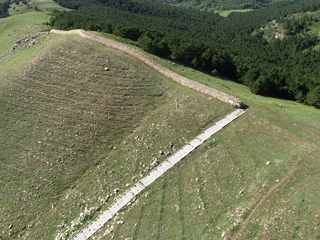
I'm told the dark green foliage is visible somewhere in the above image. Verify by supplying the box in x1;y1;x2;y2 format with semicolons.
211;69;218;76
149;0;271;11
48;0;320;108
114;27;142;41
150;0;320;12
138;31;171;56
282;15;319;35
307;86;320;108
0;0;10;18
148;0;320;11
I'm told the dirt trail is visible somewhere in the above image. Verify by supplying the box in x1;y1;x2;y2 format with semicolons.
50;29;245;108
232;167;297;240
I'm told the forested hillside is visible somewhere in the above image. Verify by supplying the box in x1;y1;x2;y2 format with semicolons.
47;0;320;108
0;0;9;18
148;0;320;11
149;0;269;11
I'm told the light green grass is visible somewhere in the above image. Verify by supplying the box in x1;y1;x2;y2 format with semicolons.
218;9;255;17
312;44;320;51
8;0;69;16
0;12;54;87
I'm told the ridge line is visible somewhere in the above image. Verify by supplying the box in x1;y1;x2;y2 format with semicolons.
50;29;245;108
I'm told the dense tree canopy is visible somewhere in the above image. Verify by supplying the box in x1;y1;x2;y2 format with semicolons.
0;0;10;18
149;0;320;11
47;0;320;107
149;0;271;11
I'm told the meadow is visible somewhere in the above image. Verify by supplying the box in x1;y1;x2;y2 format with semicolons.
8;0;69;16
218;9;254;17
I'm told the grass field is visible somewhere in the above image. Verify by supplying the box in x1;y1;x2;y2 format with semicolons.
8;0;69;16
0;12;53;75
1;5;320;240
218;9;254;17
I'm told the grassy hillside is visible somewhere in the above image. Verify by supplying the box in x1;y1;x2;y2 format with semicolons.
8;0;69;16
83;32;320;240
0;11;234;240
1;5;320;240
218;9;254;17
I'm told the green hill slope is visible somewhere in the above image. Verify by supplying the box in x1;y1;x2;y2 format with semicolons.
0;11;234;239
1;7;320;240
7;0;69;16
84;32;320;240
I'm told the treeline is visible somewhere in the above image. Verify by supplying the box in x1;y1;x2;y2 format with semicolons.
149;0;320;11
267;0;320;11
49;0;320;44
104;27;320;106
0;0;10;18
48;0;320;107
51;0;224;42
150;0;320;12
145;0;270;11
